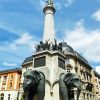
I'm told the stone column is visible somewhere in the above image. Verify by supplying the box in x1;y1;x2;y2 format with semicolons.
43;4;56;44
85;72;87;81
88;94;91;100
79;92;84;100
74;88;77;100
84;93;86;100
85;93;87;100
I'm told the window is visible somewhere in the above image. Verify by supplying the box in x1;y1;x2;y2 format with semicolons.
9;82;12;89
83;73;86;80
19;83;20;88
10;75;13;79
96;92;98;94
83;93;85;100
17;92;19;100
19;75;21;79
8;94;10;100
66;64;72;73
65;58;69;64
75;66;78;72
87;75;88;80
58;58;65;69
0;93;4;100
2;83;6;90
67;68;71;73
3;76;7;82
34;56;46;67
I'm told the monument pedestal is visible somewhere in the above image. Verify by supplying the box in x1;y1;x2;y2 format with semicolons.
32;50;66;100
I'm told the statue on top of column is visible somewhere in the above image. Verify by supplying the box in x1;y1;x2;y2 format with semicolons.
47;0;53;5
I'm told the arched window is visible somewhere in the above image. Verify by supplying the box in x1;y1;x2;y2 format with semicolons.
66;64;73;73
1;93;4;100
8;94;10;100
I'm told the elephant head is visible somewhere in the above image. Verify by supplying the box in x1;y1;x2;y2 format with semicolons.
23;70;45;100
59;73;81;100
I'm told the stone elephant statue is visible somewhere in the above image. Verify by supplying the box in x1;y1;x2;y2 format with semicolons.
59;73;81;100
23;70;45;100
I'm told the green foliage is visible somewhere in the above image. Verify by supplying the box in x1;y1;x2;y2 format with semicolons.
20;95;24;100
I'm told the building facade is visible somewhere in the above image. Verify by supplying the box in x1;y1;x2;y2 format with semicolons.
94;71;100;98
21;43;100;100
0;68;21;100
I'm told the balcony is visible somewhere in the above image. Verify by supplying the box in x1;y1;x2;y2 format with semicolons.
2;80;7;83
1;87;5;90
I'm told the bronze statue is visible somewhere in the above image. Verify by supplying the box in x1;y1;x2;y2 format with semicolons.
58;42;62;52
23;70;45;100
59;73;69;100
48;0;53;5
59;73;81;100
52;39;58;50
35;40;64;53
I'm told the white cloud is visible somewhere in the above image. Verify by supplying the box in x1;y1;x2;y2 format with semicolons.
63;19;100;64
64;0;74;7
10;43;18;50
2;62;17;67
15;33;32;45
0;22;36;51
10;32;36;51
97;0;100;2
55;2;61;10
76;19;85;27
0;22;23;36
39;0;45;8
95;66;100;74
92;9;100;22
0;32;36;51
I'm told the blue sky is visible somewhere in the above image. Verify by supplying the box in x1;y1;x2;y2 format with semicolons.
0;0;100;73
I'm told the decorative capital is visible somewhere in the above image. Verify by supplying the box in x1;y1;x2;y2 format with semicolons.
43;4;56;14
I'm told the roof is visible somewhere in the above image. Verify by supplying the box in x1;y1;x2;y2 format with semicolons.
94;71;100;78
62;42;75;55
0;68;21;74
22;56;33;65
62;42;92;68
75;52;91;67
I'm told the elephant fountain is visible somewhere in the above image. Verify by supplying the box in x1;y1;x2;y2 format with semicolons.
59;73;81;100
23;70;45;100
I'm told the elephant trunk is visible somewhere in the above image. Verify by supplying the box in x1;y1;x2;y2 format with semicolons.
37;73;45;100
25;91;29;100
25;90;34;100
59;74;69;100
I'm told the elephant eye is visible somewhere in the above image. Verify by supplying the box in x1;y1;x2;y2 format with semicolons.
74;78;79;81
26;75;30;78
27;75;33;79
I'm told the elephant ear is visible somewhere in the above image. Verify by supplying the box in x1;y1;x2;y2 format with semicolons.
32;71;42;85
23;72;27;78
63;73;71;85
